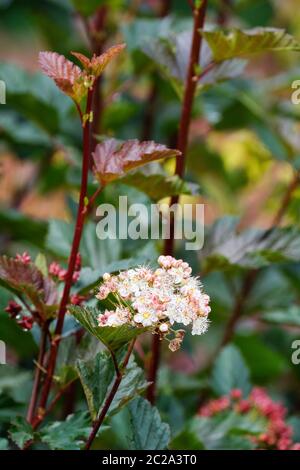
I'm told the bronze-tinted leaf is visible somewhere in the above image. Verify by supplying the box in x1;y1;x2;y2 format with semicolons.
71;51;91;69
90;43;126;77
0;256;44;292
38;51;83;99
92;138;181;184
0;256;58;319
72;44;126;77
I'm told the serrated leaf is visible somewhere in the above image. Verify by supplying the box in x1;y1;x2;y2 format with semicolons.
39;51;83;100
142;31;247;97
92;138;181;184
9;416;34;449
211;345;251;397
69;305;147;353
77;352;148;420
127;397;171;450
76;351;115;420
202;28;300;62
40;412;92;450
201;217;300;272
110;359;148;416
73;44;126;78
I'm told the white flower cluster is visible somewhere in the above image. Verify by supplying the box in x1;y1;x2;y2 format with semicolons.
96;256;211;351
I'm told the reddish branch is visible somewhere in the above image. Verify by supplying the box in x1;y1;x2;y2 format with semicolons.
82;6;108;158
147;0;208;404
84;340;136;450
220;169;300;348
31;88;95;427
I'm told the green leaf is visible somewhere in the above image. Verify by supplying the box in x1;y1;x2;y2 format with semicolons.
110;359;148;416
0;438;9;450
0;209;47;248
69;306;147;353
54;335;79;387
262;306;300;327
40;412;92;450
46;220;121;269
76;351;115;420
0;62;71;134
121;168;198;201
127;397;171;450
202;28;300;62
235;334;287;383
183;412;264;450
142;31;247;97
76;351;148;420
0;287;37;358
211;345;251;397
201;217;300;272
9;416;34;449
0;111;51;147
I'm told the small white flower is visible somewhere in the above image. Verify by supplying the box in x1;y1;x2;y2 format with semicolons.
159;323;169;333
191;317;210;335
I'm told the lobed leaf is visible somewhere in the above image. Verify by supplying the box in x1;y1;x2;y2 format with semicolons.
9;416;34;449
69;305;147;353
77;352;148;420
201;217;300;272
202;28;300;62
92;138;181;184
40;412;92;450
71;44;126;78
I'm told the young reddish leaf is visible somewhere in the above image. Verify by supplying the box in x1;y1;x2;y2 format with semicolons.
0;256;58;319
92;139;181;184
72;44;126;78
90;43;126;77
0;256;44;292
38;51;84;100
71;51;91;69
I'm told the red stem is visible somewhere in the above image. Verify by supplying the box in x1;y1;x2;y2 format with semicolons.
147;0;208;404
31;88;94;427
84;340;136;450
